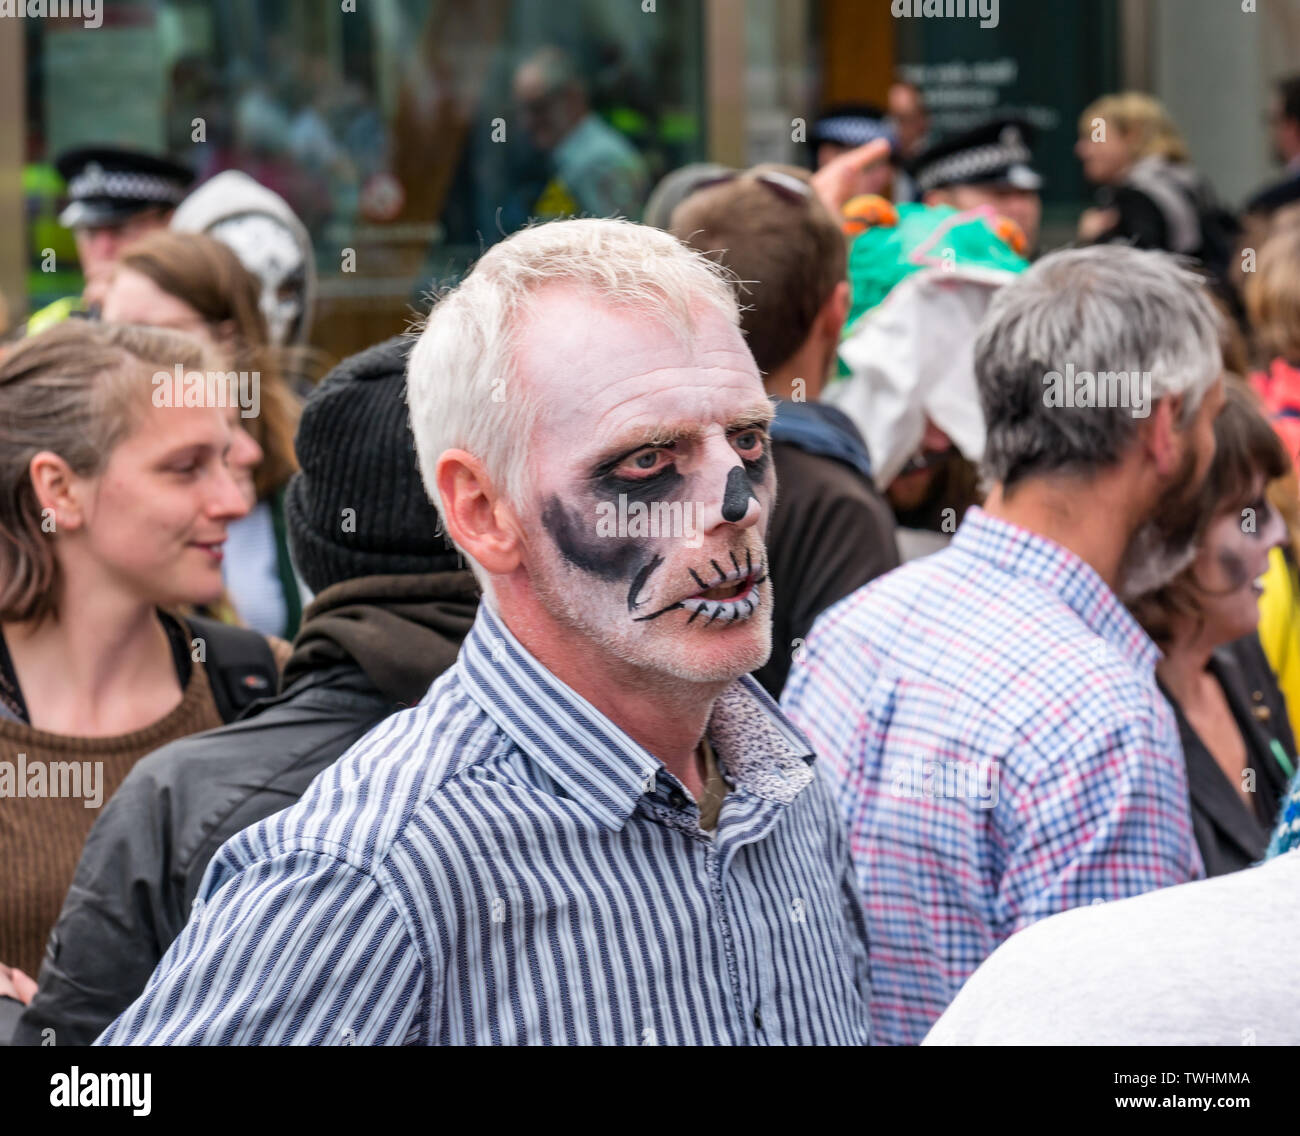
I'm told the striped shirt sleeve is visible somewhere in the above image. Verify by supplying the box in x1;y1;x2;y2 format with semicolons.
96;847;426;1046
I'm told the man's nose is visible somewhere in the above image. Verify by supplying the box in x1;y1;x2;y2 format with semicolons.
698;445;762;533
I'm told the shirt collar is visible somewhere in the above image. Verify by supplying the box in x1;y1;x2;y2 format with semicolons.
458;605;815;829
951;505;1161;674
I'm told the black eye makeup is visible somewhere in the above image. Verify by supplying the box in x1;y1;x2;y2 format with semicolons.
732;425;772;479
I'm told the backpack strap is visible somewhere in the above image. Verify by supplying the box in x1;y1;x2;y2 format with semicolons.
184;614;279;724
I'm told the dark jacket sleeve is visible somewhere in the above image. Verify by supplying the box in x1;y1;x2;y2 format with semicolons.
1094;185;1170;251
12;757;186;1047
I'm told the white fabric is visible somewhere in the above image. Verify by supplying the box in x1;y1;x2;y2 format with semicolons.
925;851;1300;1045
827;267;1013;490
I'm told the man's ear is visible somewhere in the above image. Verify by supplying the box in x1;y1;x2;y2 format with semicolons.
1146;394;1184;477
435;449;522;577
822;279;851;341
28;451;87;532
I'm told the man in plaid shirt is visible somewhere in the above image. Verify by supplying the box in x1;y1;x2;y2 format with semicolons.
784;245;1225;1045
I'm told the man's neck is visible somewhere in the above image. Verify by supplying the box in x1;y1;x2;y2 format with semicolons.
764;339;829;405
492;597;725;799
980;470;1146;593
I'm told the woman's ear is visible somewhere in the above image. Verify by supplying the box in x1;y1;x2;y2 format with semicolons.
28;451;87;532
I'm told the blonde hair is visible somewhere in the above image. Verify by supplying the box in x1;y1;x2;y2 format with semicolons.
1080;92;1190;163
1246;221;1300;363
406;217;741;536
0;320;211;624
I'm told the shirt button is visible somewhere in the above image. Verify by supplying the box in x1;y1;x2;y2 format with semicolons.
753;1006;763;1031
669;790;687;810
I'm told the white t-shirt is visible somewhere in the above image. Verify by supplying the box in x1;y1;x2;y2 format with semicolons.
924;851;1300;1046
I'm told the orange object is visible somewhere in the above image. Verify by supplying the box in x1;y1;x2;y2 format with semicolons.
842;194;898;236
991;215;1028;257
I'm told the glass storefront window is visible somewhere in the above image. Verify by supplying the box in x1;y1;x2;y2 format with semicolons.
24;0;707;357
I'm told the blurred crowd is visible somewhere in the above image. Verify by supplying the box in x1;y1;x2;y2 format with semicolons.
2;59;1300;1047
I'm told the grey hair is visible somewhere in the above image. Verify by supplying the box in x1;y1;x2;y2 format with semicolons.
974;244;1223;489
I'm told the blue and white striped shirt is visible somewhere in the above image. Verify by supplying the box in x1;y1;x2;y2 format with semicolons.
97;605;871;1045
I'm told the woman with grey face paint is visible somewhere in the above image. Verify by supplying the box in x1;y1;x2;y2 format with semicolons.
1131;381;1296;876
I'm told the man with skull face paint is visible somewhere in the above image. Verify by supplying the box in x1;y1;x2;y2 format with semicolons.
98;219;872;1047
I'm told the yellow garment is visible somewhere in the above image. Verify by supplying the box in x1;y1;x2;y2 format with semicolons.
1257;545;1300;744
26;295;83;336
533;176;580;220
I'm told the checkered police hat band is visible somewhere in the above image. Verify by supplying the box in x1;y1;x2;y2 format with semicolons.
67;167;187;206
917;139;1033;193
815;116;892;147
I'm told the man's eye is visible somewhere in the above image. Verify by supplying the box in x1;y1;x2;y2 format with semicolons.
733;431;764;455
612;448;672;479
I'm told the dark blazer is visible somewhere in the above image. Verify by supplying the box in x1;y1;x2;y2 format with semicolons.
1161;633;1297;878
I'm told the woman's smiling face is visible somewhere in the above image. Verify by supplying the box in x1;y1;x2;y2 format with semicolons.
73;396;252;607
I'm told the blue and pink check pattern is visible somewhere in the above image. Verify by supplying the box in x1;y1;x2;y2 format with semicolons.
783;507;1204;1045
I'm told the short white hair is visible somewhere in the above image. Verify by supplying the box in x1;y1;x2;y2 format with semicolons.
406;217;741;570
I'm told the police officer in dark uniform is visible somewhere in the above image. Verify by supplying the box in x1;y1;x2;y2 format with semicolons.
29;146;193;334
907;117;1043;254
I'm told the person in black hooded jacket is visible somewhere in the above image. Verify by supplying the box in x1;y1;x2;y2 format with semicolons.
2;334;480;1046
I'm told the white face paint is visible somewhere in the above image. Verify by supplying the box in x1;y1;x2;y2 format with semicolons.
208;214;306;345
516;287;776;686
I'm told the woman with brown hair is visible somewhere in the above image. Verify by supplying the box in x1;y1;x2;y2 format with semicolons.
101;229;307;639
0;320;275;991
1130;381;1297;876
